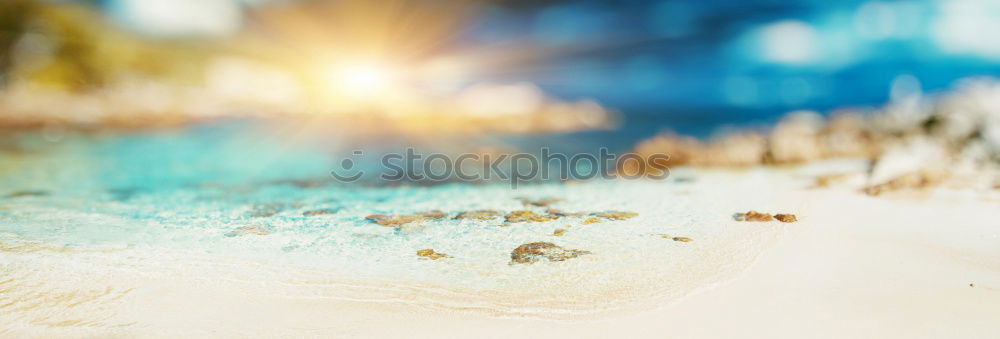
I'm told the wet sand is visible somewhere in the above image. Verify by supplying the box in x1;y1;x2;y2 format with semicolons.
3;164;998;337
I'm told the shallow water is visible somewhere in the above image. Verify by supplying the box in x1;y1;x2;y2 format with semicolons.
0;124;793;333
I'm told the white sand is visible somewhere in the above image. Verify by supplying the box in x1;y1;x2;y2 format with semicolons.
262;182;1000;339
2;166;999;338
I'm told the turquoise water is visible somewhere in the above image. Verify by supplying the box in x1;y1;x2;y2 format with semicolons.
0;123;788;322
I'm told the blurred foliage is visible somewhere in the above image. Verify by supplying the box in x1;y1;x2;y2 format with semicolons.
0;0;212;92
0;0;37;85
1;0;476;94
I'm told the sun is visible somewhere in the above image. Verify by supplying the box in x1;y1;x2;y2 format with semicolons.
342;64;389;91
325;62;397;98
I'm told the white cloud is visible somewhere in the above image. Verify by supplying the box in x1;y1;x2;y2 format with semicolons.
114;0;242;37
932;0;1000;60
758;20;819;65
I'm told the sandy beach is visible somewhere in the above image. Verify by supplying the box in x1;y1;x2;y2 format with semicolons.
2;1;999;337
3;164;998;338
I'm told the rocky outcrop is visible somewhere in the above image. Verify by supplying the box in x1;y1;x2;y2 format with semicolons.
626;78;1000;192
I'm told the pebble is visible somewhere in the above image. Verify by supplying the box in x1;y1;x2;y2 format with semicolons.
734;210;773;222
303;208;338;216
454;210;500;220
505;211;558;223
249;203;286;218
510;242;590;264
416;248;449;260
774;214;798;223
546;208;586;217
367;210;448;227
518;197;563;207
592;211;639;220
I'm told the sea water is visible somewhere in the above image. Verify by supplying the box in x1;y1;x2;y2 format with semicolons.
0;123;791;331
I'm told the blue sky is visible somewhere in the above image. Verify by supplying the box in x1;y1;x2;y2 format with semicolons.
99;0;1000;117
458;0;1000;113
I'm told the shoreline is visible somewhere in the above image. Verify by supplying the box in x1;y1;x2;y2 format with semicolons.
4;166;998;337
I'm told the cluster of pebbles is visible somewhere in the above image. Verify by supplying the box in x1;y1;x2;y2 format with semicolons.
625;78;1000;194
356;198;787;265
733;210;798;223
403;206;787;264
359;198;647;264
219;195;798;264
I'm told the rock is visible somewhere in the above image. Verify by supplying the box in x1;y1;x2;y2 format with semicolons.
631;133;701;167
627;131;767;170
368;214;408;226
510;242;590;264
821;112;880;159
369;214;424;227
873;75;931;134
518;197;563;207
249;203;286;218
774;214;797;223
618;78;1000;194
303;208;338;216
930;79;1000;146
552;228;567;236
769;111;826;164
225;225;272;237
592;211;638;220
863;171;948;196
581;217;602;225
454;210;500;220
734;210;773;222
700;131;768;166
421;210;448;219
813;173;854;188
367;210;448;227
865;138;950;194
546;208;586;217
672;236;693;242
3;190;49;198
416;248;449;260
365;214;389;221
505;210;558;223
